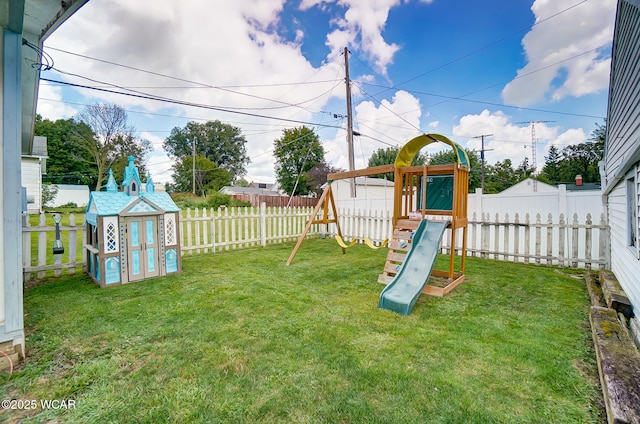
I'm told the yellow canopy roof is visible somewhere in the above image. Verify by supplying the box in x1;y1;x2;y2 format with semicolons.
395;134;470;168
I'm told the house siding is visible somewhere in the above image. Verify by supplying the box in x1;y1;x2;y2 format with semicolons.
604;0;640;179
608;180;640;310
21;158;42;213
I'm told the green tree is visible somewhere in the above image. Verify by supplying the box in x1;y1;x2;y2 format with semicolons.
34;115;97;188
41;183;58;207
368;146;427;180
429;148;482;192
515;157;535;181
558;141;602;183
484;159;518;193
76;103;151;190
163;120;249;182
541;145;562;184
235;178;250;187
168;154;231;195
273;126;325;196
305;161;343;195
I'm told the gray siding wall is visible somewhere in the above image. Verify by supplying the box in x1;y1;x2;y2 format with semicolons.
608;180;640;311
605;0;640;178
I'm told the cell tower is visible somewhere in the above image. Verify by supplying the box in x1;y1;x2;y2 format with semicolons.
516;120;554;192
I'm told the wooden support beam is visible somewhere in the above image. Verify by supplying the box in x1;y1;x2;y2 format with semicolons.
327;164;395;181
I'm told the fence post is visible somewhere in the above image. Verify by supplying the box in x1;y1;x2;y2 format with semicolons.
185;208;193;255
503;213;510;262
524;213;530;265
571;213;579;268
558;213;566;268
210;207;216;254
599;213;607;269
513;213;520;263
481;213;488;259
494;213;500;261
68;213;77;275
535;213;541;266
22;214;31;283
37;213;47;279
546;214;553;267
471;212;477;257
260;202;267;247
585;213;593;271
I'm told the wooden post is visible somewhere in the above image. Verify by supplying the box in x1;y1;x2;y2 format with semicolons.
287;185;336;265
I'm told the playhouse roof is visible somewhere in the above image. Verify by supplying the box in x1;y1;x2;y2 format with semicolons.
85;192;179;226
85;157;179;226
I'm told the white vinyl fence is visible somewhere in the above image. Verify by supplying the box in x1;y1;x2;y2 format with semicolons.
22;202;607;282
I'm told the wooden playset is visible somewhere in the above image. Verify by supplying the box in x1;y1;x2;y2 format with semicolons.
287;133;470;298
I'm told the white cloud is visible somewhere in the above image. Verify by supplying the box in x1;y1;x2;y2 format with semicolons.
302;0;403;75
324;90;422;170
42;0;349;184
453;109;589;171
36;82;78;120
141;132;174;184
453;109;553;168
502;0;616;106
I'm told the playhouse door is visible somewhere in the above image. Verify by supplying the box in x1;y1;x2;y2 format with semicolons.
126;217;160;281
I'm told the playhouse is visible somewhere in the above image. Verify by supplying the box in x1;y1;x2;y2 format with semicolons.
84;156;181;287
287;134;470;315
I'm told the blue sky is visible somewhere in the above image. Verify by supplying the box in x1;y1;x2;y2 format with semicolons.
37;0;617;184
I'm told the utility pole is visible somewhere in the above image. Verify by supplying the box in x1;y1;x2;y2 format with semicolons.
472;134;493;193
344;47;356;198
192;137;196;195
516;120;554;192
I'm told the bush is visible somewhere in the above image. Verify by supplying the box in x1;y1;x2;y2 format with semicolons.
205;193;231;209
230;198;252;208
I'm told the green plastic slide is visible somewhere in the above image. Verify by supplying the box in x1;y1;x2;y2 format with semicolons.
378;219;449;315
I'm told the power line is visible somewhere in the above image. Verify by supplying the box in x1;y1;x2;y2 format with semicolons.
41;77;346;130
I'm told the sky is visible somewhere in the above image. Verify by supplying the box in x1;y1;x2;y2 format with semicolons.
36;0;617;185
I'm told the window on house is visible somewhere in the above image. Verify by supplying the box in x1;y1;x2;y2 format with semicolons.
627;175;638;249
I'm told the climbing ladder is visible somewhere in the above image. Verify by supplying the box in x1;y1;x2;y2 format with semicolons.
377;218;421;284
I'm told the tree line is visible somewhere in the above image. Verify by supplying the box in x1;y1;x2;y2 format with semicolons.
36;101;604;197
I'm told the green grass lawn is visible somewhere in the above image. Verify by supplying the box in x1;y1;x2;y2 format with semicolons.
2;239;602;423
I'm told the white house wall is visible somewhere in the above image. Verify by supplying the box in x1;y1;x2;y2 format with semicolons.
51;184;90;208
608;179;640;311
331;179;394;216
604;0;640;178
21;157;42;212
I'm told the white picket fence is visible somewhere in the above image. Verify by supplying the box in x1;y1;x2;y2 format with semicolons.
180;204;319;254
22;205;607;282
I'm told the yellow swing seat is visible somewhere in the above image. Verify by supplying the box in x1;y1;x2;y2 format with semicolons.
335;235;358;248
364;237;389;250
